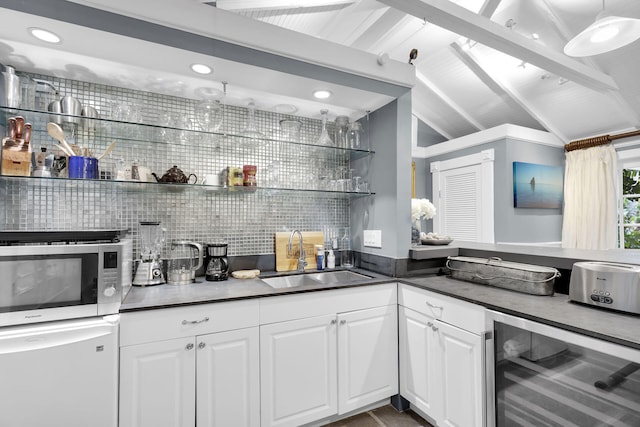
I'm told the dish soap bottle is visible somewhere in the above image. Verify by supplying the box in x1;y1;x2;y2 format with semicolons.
327;249;335;269
315;245;324;270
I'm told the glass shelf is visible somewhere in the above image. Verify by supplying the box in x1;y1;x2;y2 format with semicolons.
1;106;375;160
0;174;375;198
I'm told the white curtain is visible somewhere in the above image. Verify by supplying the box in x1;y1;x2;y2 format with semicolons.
562;145;618;250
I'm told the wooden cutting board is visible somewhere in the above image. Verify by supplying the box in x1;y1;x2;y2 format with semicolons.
275;231;324;272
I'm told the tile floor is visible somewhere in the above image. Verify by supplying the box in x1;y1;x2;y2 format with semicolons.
322;405;434;427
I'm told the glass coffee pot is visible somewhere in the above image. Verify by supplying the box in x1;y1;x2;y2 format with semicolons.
166;241;204;285
205;243;229;281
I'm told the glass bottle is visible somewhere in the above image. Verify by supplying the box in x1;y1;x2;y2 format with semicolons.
316;109;333;146
334;115;349;148
240;100;265;140
340;228;353;268
347;121;363;149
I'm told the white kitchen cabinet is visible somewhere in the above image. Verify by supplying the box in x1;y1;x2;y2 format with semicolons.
260;314;338;427
259;284;398;427
398;284;485;427
120;337;197;427
399;306;441;419
119;300;260;427
196;327;260;427
338;305;398;414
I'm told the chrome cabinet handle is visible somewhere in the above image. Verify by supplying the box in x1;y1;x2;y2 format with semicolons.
198;342;206;349
331;319;337;325
182;317;210;325
427;321;433;327
340;320;346;325
186;343;194;351
431;325;439;332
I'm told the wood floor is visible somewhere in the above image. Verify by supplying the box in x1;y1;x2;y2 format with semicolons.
322;405;434;427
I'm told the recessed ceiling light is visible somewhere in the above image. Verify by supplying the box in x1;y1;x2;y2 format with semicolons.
29;28;61;44
191;63;212;75
313;89;332;99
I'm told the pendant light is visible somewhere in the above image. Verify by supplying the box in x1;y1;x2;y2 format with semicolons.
564;0;640;57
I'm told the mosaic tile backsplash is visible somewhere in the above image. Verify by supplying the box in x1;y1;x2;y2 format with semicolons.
0;73;368;260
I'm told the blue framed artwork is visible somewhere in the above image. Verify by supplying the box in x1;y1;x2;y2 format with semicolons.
513;162;563;209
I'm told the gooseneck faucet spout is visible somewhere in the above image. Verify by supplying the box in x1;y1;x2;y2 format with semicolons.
288;230;307;272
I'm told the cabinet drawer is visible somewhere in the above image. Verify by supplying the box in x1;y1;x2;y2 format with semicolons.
260;283;397;325
120;299;260;346
398;284;484;334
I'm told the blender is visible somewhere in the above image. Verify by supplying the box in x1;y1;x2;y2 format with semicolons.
132;221;166;286
205;243;229;281
166;241;203;285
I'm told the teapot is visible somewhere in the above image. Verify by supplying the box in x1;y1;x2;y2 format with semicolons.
152;165;197;184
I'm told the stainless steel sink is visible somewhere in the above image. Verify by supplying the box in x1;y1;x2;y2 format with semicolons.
305;271;372;284
262;270;373;289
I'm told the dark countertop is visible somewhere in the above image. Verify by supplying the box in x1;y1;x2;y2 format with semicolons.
401;275;640;350
120;268;394;311
410;241;640;270
120;262;640;351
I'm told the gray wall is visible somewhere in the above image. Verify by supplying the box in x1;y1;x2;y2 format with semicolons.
422;138;564;243
412;119;446;234
352;90;413;259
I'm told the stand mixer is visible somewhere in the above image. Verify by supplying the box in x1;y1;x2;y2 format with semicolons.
132;221;166;286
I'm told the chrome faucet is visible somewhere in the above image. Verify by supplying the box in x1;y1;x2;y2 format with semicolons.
288;230;307;272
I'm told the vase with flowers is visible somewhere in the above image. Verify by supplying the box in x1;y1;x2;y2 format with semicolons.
411;198;436;244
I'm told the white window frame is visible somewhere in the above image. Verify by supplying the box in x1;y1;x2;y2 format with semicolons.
617;147;640;248
430;149;495;243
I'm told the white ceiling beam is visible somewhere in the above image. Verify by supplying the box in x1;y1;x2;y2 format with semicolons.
479;0;502;18
449;42;542;129
452;43;568;142
213;0;356;11
318;0;386;45
379;0;619;92
416;70;484;131
351;6;408;51
411;99;455;141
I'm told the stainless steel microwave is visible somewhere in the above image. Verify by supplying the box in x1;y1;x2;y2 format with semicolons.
0;232;132;326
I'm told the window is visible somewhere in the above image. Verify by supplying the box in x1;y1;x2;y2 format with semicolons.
618;147;640;248
620;167;640;248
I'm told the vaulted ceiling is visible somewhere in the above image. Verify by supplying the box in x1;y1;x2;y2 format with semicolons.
1;0;639;145
216;0;640;143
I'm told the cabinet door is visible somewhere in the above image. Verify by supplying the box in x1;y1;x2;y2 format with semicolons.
437;320;483;427
398;306;441;422
337;304;398;414
120;337;196;427
260;314;338;427
196;327;260;427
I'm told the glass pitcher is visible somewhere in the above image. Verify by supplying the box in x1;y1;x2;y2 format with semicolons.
139;221;165;262
166;241;203;285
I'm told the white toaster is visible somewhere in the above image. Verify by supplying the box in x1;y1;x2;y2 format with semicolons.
569;261;640;314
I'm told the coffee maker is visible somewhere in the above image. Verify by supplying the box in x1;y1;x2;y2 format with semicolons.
132;221;166;286
205;243;229;281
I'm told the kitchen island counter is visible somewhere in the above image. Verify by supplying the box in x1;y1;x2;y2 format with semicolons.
401;275;640;350
410;240;640;270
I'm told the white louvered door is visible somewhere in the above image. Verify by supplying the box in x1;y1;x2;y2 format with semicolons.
440;165;482;241
431;149;494;242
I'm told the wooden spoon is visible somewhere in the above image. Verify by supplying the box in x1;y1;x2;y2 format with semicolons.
97;141;117;160
46;122;75;156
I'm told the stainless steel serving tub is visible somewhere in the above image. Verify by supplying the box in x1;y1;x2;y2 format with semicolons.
446;256;560;296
